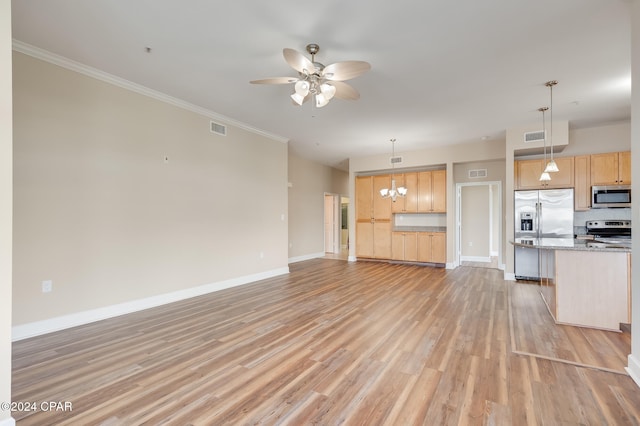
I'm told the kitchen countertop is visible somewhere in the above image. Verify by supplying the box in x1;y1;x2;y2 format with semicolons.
392;226;446;233
511;237;631;253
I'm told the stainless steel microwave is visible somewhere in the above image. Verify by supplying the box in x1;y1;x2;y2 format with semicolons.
591;185;631;208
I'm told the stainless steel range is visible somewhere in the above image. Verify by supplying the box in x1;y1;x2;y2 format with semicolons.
585;220;631;249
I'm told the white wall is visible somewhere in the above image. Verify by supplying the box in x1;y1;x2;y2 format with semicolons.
461;185;490;259
0;1;13;423
288;151;348;261
12;51;289;334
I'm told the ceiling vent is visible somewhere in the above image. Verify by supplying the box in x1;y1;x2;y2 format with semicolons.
390;156;403;165
210;121;227;136
524;130;545;143
468;169;488;179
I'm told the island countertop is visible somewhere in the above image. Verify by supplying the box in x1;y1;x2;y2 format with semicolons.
510;237;631;253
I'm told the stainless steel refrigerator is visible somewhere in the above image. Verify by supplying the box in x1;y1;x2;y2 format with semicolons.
514;188;573;280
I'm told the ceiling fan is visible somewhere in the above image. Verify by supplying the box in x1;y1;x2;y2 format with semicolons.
250;43;371;108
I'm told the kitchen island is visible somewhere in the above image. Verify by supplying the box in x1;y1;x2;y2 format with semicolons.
511;238;631;331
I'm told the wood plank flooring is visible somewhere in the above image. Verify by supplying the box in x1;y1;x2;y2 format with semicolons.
11;259;640;425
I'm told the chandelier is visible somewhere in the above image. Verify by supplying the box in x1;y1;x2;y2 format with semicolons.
379;139;407;202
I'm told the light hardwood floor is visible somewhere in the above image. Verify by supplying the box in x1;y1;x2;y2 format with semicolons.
11;259;640;425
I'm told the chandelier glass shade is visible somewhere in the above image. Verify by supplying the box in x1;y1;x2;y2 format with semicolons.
380;139;407;202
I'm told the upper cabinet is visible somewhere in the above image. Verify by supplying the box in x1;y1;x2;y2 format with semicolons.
417;170;446;212
515;157;574;190
590;151;631;186
391;172;418;213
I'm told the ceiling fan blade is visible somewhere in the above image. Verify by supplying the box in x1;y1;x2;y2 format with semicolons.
323;61;371;81
250;77;298;84
283;48;316;74
331;81;360;100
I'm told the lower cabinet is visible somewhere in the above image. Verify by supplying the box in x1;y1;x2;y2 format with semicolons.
417;232;446;264
391;232;418;261
360;228;446;265
356;220;392;259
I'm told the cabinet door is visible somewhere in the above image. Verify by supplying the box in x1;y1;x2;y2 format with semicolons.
417;233;432;262
618;151;631;184
403;172;418;212
548;156;574;188
373;175;392;219
391;232;405;260
404;233;418;262
574;155;591;211
516;159;544;190
431;233;446;263
591;152;619;185
417;171;433;212
431;170;447;212
356;176;373;221
373;221;392;259
356;221;374;258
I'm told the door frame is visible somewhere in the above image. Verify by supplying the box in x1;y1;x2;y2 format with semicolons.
455;181;503;269
324;193;341;253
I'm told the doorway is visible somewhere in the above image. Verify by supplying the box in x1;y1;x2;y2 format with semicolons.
456;181;502;269
324;193;348;260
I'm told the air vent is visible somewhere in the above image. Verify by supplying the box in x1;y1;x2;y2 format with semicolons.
524;130;545;143
390;156;403;165
210;121;227;136
468;169;488;179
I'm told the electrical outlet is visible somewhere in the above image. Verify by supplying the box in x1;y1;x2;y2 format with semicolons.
260;251;264;259
468;242;473;247
42;280;53;293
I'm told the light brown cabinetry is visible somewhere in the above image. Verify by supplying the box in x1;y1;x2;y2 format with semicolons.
391;172;418;213
552;250;630;331
417;232;446;264
418;170;446;212
590;151;631;185
574;155;591;211
391;232;418;261
356;175;392;259
515;157;574;190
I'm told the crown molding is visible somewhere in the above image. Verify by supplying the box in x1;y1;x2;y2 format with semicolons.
12;40;289;144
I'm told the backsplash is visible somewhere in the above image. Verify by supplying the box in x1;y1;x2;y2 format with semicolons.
574;208;632;235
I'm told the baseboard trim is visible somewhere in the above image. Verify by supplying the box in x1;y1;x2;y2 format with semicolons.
627;354;640;389
348;255;357;262
0;417;16;426
12;267;290;341
288;252;325;263
460;255;491;262
504;271;516;281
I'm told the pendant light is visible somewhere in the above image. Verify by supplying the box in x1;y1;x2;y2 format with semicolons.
379;139;407;202
543;80;559;173
538;106;551;182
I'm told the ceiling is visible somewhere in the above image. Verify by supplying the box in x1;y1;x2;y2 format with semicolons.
11;0;632;171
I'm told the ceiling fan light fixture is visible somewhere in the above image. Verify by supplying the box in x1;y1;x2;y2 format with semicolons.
294;80;310;96
291;92;305;105
315;93;330;108
250;43;370;108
